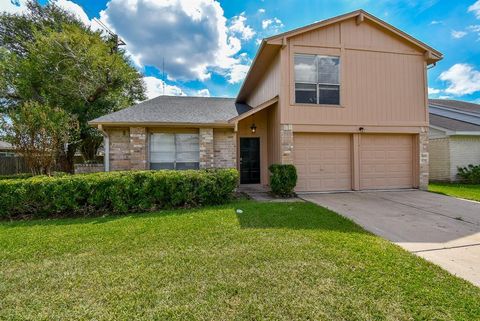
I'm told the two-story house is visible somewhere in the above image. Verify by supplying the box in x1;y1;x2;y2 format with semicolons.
90;10;442;192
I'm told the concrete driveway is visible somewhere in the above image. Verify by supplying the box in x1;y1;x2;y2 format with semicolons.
301;190;480;286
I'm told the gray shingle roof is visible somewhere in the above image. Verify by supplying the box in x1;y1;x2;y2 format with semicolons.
0;140;13;150
90;96;252;125
429;114;480;132
429;99;480;115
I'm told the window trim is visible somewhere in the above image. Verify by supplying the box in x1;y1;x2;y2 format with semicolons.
291;51;343;108
149;132;200;170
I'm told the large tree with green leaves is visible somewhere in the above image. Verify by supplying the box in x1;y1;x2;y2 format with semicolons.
0;1;146;171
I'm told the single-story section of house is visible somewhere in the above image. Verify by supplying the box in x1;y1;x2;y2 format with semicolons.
429;99;480;182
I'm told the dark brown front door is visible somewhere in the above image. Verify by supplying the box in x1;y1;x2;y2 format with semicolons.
240;137;260;184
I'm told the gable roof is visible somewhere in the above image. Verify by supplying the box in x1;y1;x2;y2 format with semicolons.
429;114;480;132
429;99;480;134
237;9;442;103
429;99;480;115
89;96;251;127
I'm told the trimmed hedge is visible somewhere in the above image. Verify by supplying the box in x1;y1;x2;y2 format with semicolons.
0;169;239;219
269;164;297;197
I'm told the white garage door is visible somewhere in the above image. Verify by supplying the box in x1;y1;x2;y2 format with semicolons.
294;133;352;192
359;134;413;190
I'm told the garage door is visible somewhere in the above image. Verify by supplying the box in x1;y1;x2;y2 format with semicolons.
294;133;352;192
359;134;413;190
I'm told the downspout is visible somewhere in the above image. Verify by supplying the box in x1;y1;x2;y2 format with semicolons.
97;124;110;172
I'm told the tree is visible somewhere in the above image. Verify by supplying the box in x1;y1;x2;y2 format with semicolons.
1;101;78;175
0;0;146;171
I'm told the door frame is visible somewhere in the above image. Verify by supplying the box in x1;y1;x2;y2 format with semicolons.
239;137;261;184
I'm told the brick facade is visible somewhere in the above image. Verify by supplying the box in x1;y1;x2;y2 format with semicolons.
107;126;237;172
199;128;214;169
129;127;148;170
280;124;294;164
108;128;131;171
213;128;236;168
74;163;105;174
419;126;429;190
429;137;450;182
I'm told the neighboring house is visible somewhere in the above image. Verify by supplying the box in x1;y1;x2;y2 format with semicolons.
90;10;442;192
429;99;480;182
0;141;16;157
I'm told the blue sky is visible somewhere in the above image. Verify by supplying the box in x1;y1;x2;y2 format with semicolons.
2;0;480;102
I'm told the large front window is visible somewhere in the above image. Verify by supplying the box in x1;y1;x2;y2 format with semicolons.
150;133;199;170
294;54;340;105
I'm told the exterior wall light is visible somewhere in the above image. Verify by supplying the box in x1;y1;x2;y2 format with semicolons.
250;123;257;134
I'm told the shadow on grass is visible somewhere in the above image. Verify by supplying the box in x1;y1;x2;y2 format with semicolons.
235;201;367;233
0;203;232;228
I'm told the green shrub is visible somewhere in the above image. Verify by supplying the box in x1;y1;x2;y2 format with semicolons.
457;164;480;184
269;164;297;197
0;169;239;219
0;173;34;180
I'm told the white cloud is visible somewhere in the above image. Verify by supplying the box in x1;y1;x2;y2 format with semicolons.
227;64;250;84
438;95;453;99
262;19;272;29
261;17;283;33
469;24;480;32
228;12;255;41
54;0;91;26
99;0;248;83
430;20;442;25
0;0;26;13
428;87;441;95
0;0;90;25
468;25;480;39
143;76;185;99
195;89;211;97
451;30;467;39
439;63;480;95
468;0;480;19
258;8;265;14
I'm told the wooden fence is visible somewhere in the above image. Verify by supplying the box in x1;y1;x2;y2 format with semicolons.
0;156;29;175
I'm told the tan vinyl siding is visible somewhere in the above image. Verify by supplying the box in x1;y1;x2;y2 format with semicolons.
281;17;427;127
246;54;280;108
429;138;450;181
267;103;280;166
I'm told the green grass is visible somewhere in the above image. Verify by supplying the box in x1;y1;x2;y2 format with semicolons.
430;183;480;202
1;201;479;321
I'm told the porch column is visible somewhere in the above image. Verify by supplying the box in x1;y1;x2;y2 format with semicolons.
129;127;148;170
280;124;294;164
199;128;214;169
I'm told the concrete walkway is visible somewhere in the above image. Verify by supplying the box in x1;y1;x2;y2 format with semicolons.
301;190;480;286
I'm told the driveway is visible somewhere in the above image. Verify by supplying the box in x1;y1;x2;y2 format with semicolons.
301;190;480;286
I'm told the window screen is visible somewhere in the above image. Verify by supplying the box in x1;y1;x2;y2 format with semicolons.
294;54;340;105
150;133;199;170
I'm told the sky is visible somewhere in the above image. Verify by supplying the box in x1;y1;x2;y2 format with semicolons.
2;0;480;103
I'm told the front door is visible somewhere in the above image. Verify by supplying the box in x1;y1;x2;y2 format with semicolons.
240;137;260;184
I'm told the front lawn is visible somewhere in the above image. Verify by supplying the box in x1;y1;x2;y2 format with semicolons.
1;201;479;320
430;182;480;202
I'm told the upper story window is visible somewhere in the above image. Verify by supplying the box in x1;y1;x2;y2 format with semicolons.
150;133;199;170
294;54;340;105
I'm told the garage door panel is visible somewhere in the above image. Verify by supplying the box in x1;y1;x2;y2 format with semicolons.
294;133;352;192
360;134;413;190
